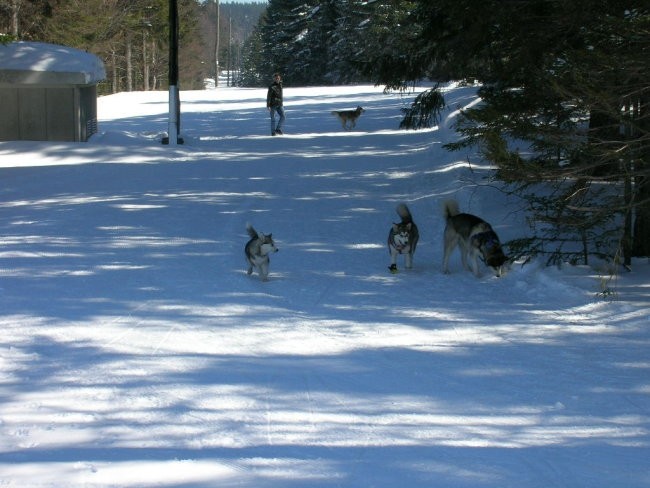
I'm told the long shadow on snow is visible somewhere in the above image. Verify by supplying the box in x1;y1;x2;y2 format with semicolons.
1;337;649;486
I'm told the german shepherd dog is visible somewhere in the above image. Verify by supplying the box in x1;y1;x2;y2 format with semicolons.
442;200;508;277
245;223;278;281
387;203;419;273
331;106;365;130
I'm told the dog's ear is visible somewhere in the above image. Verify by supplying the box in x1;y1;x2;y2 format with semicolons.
392;223;399;232
406;223;412;230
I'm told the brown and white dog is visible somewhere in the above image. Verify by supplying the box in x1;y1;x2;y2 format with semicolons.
331;106;365;130
442;200;508;277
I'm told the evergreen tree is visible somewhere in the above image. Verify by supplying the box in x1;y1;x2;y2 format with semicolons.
240;0;373;86
325;0;372;84
365;0;650;264
451;2;649;264
290;1;337;84
239;18;267;87
258;0;309;84
198;1;266;86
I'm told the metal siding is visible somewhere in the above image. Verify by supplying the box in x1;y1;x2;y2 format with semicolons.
46;88;76;141
18;88;47;140
0;87;20;140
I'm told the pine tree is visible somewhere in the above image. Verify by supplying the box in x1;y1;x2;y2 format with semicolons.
326;0;371;84
365;0;650;264
240;19;267;87
240;0;374;86
258;0;310;84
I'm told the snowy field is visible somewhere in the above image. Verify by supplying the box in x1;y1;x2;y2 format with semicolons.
0;83;648;487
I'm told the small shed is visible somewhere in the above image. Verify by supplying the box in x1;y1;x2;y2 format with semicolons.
0;41;106;142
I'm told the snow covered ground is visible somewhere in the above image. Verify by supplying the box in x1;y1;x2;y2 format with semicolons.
0;83;648;487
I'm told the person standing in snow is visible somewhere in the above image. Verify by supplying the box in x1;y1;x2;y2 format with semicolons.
266;73;285;136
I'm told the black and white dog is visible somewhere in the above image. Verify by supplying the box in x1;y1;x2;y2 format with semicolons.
387;203;419;273
245;223;278;281
442;200;508;277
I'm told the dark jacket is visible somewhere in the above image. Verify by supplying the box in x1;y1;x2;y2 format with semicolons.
267;81;283;108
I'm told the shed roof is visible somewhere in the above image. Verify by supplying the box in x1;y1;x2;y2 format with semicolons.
0;41;106;86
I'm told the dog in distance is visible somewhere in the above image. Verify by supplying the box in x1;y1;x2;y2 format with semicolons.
331;106;365;130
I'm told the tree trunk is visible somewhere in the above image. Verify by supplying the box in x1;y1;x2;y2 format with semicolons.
111;49;118;94
151;40;158;90
143;32;149;91
623;172;633;265
588;109;619;177
215;0;220;85
11;0;20;36
126;37;133;92
633;175;650;257
632;94;650;258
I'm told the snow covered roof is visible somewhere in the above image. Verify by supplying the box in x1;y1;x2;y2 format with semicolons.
0;41;106;86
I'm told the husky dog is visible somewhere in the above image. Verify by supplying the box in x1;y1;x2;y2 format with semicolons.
442;200;508;277
245;223;278;281
387;203;419;273
331;106;365;130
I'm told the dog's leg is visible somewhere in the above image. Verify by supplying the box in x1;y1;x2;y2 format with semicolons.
468;249;481;277
259;261;269;281
442;230;457;274
442;254;450;273
405;251;413;269
460;246;469;271
247;265;253;275
390;249;399;267
458;240;472;272
388;248;399;273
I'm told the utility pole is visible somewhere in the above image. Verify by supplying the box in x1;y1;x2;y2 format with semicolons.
165;0;182;145
215;0;220;87
227;15;232;86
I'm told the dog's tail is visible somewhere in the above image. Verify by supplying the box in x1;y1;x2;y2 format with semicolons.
330;111;339;116
396;203;414;224
246;222;258;239
443;199;460;220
